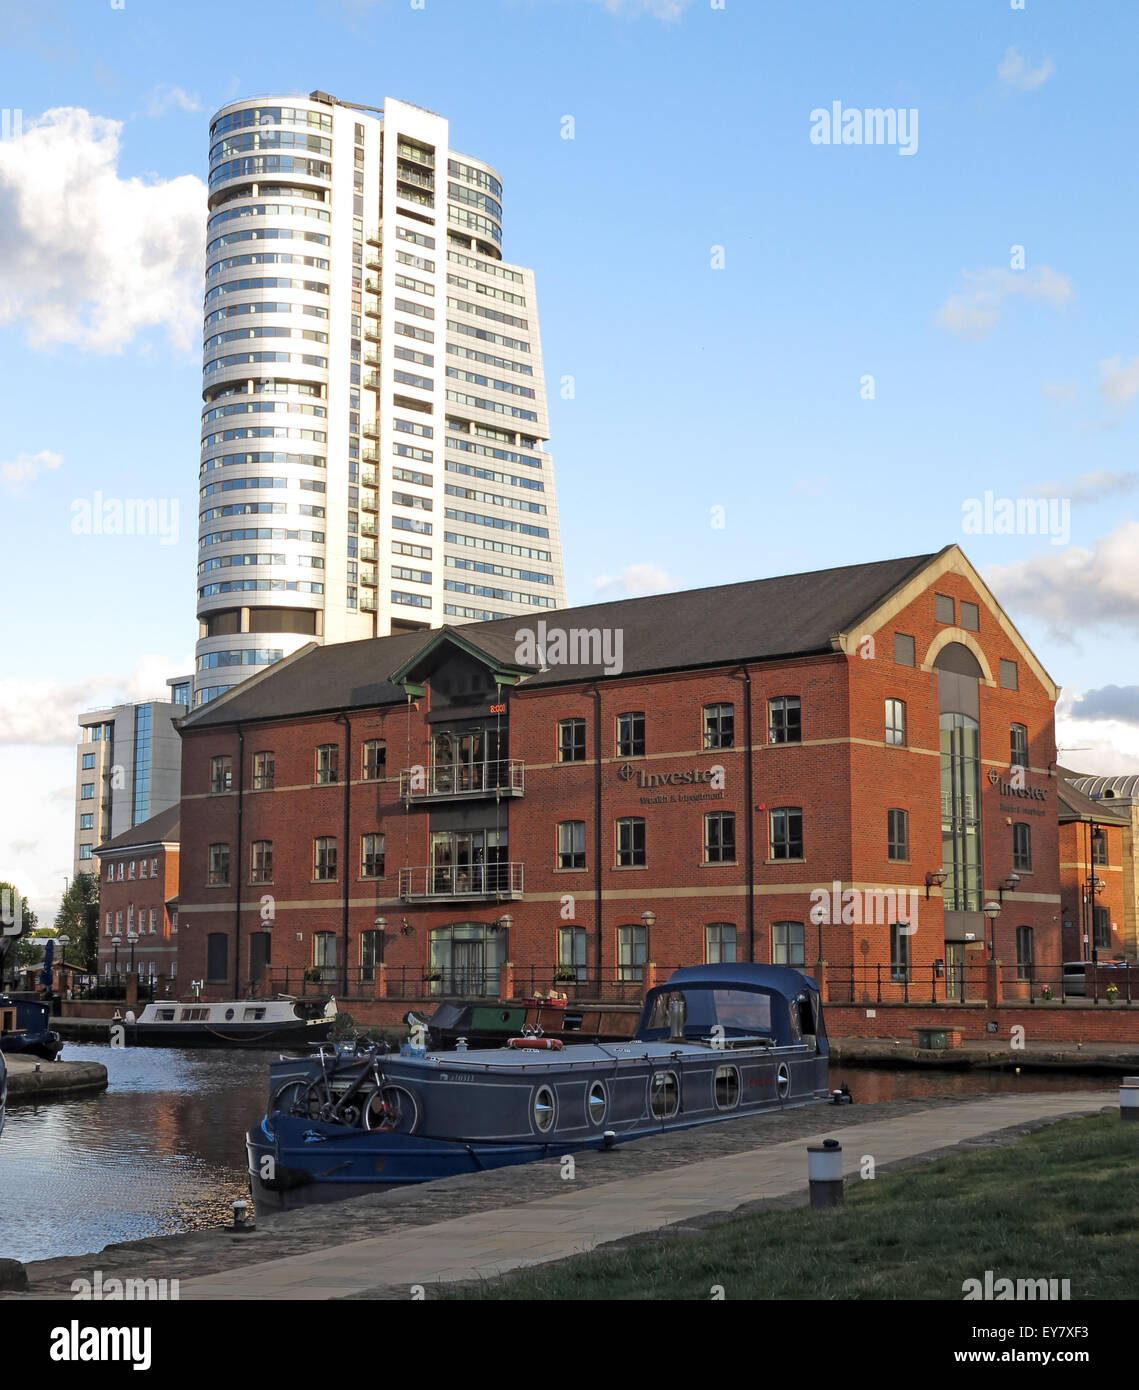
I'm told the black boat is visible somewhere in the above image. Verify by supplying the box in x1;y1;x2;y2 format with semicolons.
0;996;63;1061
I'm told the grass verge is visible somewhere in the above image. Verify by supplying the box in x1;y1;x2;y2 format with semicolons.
440;1113;1137;1299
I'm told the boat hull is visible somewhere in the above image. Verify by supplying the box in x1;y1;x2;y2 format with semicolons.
126;1020;333;1049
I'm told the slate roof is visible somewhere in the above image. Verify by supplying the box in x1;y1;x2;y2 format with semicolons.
179;549;943;730
95;803;181;853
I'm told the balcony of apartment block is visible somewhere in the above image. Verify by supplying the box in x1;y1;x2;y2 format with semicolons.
360;593;377;612
360;542;377;563
397;143;435;169
361;465;377;488
360;566;378;587
362;448;379;466
398;862;524;902
364;297;382;318
360;518;378;539
360;489;378;513
364;322;382;343
362;419;380;439
395;165;434;192
364;278;381;296
366;226;382;246
364;372;383;390
363;348;382;367
365;251;382;271
399;758;525;804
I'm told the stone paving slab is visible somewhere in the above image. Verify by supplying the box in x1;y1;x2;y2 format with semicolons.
178;1090;1115;1301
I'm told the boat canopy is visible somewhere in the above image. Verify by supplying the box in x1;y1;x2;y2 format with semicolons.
636;965;824;1047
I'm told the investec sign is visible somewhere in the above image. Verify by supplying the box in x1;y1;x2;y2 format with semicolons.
617;763;725;803
986;768;1047;801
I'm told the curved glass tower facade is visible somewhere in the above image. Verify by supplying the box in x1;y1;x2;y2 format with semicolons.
195;93;566;706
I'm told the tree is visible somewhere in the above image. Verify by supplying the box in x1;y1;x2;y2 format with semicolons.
0;880;37;989
54;872;100;971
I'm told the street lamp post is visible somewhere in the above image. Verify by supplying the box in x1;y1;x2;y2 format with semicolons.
982;900;1002;958
127;930;140;975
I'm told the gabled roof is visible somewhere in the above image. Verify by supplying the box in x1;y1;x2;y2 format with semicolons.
1056;768;1130;825
95;804;180;855
179;550;942;730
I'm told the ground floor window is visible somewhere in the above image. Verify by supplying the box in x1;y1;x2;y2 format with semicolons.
1016;924;1034;981
890;923;911;983
360;929;384;983
705;923;737;964
312;930;337;984
1093;906;1111;951
772;921;804;967
557;925;586;982
617;924;646;982
206;932;228;982
428;921;506;996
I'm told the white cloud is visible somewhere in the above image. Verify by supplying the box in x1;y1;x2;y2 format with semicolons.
1;449;62;492
998;47;1055;92
0;106;205;353
144;85;202;117
0;651;193;747
936;265;1072;339
1036;470;1138;504
1042;380;1077;405
1055;699;1139;776
594;563;673;598
984;522;1139;640
1098;355;1139;409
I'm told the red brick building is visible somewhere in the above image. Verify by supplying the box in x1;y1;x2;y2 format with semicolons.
94;805;181;985
174;545;1064;1025
1057;770;1129;962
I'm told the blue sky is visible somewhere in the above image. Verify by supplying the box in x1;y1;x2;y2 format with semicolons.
2;0;1138;917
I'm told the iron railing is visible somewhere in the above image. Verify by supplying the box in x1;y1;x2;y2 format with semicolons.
398;862;524;900
400;758;524;801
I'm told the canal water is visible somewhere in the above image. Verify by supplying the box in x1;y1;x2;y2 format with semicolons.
0;1044;1111;1265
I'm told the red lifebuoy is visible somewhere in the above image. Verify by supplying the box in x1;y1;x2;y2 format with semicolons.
506;1036;564;1050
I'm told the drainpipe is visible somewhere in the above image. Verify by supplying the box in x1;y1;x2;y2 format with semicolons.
234;725;244;998
735;665;755;964
590;683;603;980
337;712;352;998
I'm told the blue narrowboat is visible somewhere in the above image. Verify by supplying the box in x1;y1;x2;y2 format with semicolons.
248;964;834;1211
0;996;63;1062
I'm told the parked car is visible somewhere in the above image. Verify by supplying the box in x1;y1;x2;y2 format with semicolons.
1062;961;1089;997
1062;960;1133;999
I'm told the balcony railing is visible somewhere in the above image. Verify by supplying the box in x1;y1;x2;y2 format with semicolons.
366;226;382;245
364;298;381;317
400;757;524;802
360;566;377;587
364;372;383;389
399;862;524;901
365;253;382;271
360;520;378;538
364;323;382;343
362;419;380;438
364;278;381;295
364;350;382;367
360;594;377;612
361;466;377;487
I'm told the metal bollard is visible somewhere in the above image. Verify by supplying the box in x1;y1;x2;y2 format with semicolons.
230;1199;255;1232
1121;1077;1139;1122
807;1138;844;1207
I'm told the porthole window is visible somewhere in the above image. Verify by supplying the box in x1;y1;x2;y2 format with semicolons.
776;1062;791;1099
533;1085;556;1133
224;1008;235;1021
587;1081;606;1125
714;1065;740;1110
649;1071;679;1119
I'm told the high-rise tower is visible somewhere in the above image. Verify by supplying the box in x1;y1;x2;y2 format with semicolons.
196;93;567;705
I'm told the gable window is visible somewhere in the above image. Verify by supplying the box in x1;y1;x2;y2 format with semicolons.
361;832;385;878
935;593;955;624
250;840;273;884
1000;659;1019;691
770;807;803;860
960;601;979;632
704;811;736;863
616;711;645;758
887;808;909;861
1012;822;1032;872
894;633;916;667
885;698;906;746
252;750;275;791
210;755;233;794
314;836;338;881
315;743;339;785
557;820;585;870
208;843;230;887
703;703;734;750
362;739;386;780
705;922;737;964
558;717;585;763
1010;723;1028;769
772;921;804;967
769;695;801;744
616;816;646;868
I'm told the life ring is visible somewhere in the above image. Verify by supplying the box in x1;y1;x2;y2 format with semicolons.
507;1037;564;1050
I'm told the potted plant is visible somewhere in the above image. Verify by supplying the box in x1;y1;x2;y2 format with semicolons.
303;967;323;984
422;969;442;983
1040;984;1054;1001
553;969;578;983
1106;983;1119;1004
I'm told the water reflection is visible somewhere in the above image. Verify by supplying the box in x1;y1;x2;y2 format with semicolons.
0;1044;1111;1265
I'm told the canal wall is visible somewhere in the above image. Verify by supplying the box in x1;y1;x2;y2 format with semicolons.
4;1055;108;1101
825;1001;1139;1045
